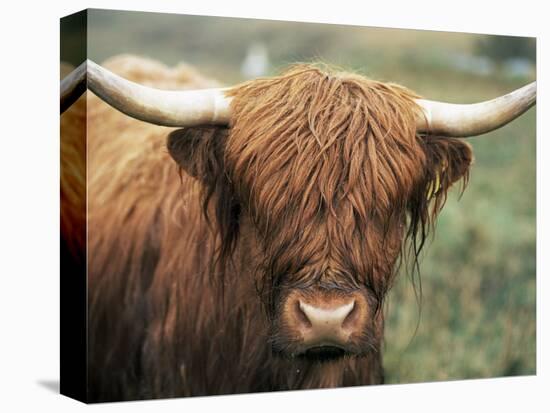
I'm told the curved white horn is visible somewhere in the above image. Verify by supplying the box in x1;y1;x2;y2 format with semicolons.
61;59;232;126
60;60;87;113
415;81;536;137
62;61;535;135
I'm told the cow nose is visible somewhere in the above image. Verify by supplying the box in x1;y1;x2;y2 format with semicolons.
285;291;368;351
299;300;355;334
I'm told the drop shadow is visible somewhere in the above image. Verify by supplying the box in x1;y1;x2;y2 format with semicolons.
37;379;60;394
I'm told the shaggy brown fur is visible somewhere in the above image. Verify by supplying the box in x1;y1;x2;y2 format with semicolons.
77;56;473;402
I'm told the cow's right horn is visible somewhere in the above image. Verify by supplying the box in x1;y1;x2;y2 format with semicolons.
60;59;233;127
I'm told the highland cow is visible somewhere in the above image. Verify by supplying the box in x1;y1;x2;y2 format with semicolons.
60;55;536;402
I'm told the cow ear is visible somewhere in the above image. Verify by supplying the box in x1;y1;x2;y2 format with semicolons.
420;136;474;201
167;126;229;182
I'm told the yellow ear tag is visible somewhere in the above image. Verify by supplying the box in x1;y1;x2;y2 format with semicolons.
426;169;442;200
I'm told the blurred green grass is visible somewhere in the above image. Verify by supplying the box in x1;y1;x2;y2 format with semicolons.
81;10;536;383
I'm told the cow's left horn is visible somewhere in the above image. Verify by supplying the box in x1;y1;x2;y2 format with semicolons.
415;81;536;137
61;59;232;127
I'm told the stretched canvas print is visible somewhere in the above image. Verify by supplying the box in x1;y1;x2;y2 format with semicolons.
60;9;537;403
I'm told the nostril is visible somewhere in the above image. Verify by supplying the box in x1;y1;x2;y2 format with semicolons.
295;300;312;328
341;300;357;329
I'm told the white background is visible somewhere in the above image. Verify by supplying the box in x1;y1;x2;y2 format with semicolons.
0;0;547;411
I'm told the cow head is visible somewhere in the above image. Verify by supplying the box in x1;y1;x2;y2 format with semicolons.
61;60;536;360
166;65;473;359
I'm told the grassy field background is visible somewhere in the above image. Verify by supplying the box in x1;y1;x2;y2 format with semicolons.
73;9;536;384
